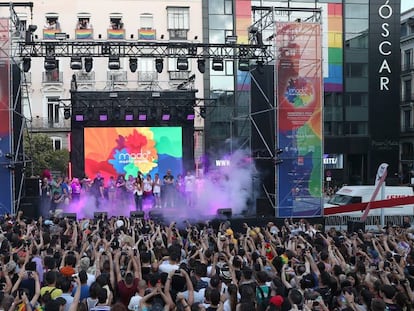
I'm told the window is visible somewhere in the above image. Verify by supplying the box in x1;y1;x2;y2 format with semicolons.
44;14;60;30
404;80;412;101
167;7;189;39
47;97;60;125
405;49;412;70
404;110;412;130
345;63;368;77
50;137;62;150
140;13;153;29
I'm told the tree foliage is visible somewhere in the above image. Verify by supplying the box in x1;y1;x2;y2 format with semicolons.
24;133;69;177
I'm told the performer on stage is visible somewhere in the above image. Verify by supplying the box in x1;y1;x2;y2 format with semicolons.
163;169;175;208
143;174;153;206
184;170;196;208
133;176;143;211
91;172;104;208
152;173;161;208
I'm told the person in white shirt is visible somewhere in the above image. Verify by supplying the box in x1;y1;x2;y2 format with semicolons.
158;247;180;274
143;174;153;208
152;173;162;208
128;280;147;311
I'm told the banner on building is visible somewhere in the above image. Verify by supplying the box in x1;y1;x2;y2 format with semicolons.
0;18;13;214
276;22;323;217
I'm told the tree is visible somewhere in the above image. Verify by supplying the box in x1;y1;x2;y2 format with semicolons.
24;133;69;177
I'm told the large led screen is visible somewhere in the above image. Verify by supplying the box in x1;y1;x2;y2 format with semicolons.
84;127;183;180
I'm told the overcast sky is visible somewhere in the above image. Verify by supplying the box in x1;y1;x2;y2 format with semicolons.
401;0;413;13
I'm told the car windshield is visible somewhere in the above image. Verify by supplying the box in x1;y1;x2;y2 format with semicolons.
328;194;354;205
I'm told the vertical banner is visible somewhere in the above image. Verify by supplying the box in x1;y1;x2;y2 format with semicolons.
0;18;12;214
276;22;323;217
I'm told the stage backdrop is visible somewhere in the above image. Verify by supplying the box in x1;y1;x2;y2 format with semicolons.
276;22;323;217
83;127;183;181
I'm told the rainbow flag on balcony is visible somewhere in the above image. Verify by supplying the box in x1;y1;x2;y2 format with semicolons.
43;29;60;39
76;29;93;40
138;28;156;40
107;29;125;39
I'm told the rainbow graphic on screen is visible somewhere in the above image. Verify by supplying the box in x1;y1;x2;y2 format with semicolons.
43;29;60;39
107;29;125;39
76;29;93;40
323;3;343;92
84;127;183;181
236;0;251;91
138;28;156;40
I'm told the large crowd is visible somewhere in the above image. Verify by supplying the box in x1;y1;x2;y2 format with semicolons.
0;211;413;311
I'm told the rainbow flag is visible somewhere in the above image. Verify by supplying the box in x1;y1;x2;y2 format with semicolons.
138;28;156;40
43;29;59;39
76;29;93;40
107;29;125;39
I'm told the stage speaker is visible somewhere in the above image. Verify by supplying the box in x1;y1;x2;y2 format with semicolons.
217;208;232;219
256;198;274;217
149;210;163;221
130;211;144;218
19;196;40;220
347;221;365;234
25;178;40;197
62;213;77;221
94;212;108;219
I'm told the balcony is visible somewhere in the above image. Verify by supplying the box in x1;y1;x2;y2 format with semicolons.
169;71;189;80
107;71;127;87
75;28;93;40
401;63;414;73
30;117;71;131
42;71;63;84
43;28;61;39
138;71;158;82
138;28;156;40
107;28;125;40
75;71;95;84
168;29;188;40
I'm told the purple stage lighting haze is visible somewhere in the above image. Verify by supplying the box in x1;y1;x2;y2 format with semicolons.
187;114;195;120
125;114;133;121
138;114;147;121
75;115;84;121
162;114;170;121
99;115;108;121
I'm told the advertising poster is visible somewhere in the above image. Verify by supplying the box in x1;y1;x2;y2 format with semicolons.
276;22;323;217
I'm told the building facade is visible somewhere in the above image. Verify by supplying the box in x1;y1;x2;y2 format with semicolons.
1;0;204;155
400;8;414;184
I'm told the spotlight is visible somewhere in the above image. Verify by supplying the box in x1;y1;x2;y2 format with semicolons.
129;57;138;73
138;108;147;121
64;108;71;120
5;153;13;159
125;111;134;121
238;59;250;71
200;107;206;119
187;113;195;120
108;56;120;70
70;56;82;70
197;59;206;74
212;58;223;71
84;57;93;72
22;57;31;72
161;108;170;121
44;56;57;71
99;111;108;121
155;58;163;73
177;57;188;71
75;114;84;122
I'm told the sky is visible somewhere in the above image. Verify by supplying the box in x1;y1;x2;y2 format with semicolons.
401;0;413;13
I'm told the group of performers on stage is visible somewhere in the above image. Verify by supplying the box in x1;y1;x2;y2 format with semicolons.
40;169;197;216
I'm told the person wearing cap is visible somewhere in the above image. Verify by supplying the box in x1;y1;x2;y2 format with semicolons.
268;295;284;311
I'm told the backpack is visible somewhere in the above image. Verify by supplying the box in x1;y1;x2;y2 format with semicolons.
42;287;57;303
257;286;271;311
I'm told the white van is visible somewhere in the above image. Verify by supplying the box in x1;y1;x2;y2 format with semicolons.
324;186;414;229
